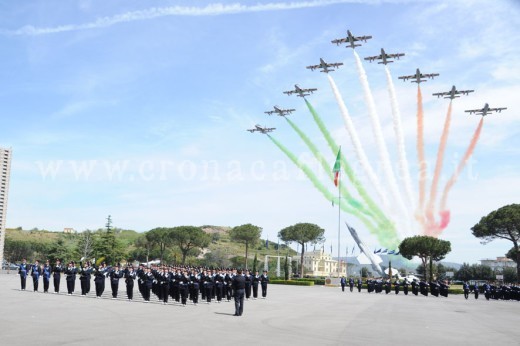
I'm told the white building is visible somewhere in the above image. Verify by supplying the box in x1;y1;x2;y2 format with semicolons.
0;148;12;266
480;257;516;271
296;249;347;277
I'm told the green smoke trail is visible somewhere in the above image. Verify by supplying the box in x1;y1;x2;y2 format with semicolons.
268;134;399;249
304;99;396;233
285;117;370;216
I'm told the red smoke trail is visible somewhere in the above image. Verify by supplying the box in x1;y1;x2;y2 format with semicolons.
425;101;453;229
416;85;427;227
435;117;484;236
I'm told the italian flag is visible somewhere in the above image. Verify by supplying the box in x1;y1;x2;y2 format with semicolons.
332;147;341;187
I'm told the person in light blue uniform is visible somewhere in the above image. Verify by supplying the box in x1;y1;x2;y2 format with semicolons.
18;258;29;291
31;260;42;292
42;260;52;293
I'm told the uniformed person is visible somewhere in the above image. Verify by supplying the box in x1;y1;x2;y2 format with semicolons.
356;278;362;293
94;263;108;298
30;260;42;292
348;278;354;292
232;269;246;317
18;258;29;291
244;270;252;300
42;260;52;293
109;265;123;299
52;259;63;293
252;271;260;299
340;276;346;292
260;270;269;298
124;265;137;301
64;261;77;295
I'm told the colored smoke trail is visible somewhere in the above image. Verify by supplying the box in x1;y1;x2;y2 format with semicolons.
352;51;411;236
416;85;427;226
304;99;392;228
384;66;415;210
425;101;453;230
326;74;391;213
285;117;367;215
268;134;394;245
438;117;484;233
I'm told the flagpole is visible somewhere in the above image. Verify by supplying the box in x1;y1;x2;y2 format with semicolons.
338;163;341;278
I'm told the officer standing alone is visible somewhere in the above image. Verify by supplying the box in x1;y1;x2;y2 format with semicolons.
232;269;246;316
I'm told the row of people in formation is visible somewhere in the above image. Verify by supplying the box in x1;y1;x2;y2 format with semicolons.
16;258;270;305
340;277;450;297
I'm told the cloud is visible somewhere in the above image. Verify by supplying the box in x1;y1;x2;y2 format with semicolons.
2;0;426;36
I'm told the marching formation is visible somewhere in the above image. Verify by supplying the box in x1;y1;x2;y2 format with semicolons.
16;258;270;307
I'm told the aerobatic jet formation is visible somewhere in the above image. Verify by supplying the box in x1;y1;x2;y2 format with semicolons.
433;85;474;99
264;106;295;116
465;103;507;116
247;125;276;133
283;84;317;98
306;58;343;73
331;30;372;49
364;48;405;65
398;68;439;83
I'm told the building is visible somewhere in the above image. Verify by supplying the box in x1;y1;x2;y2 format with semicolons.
0;148;12;266
63;227;76;234
295;249;347;277
480;257;516;271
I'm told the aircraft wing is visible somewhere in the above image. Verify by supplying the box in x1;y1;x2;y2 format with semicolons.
423;73;439;79
364;55;380;62
464;109;479;114
398;75;413;81
283;90;296;95
460;90;475;95
264;111;275;115
329;62;343;68
491;107;507;113
387;53;405;59
356;35;372;42
432;91;448;98
331;38;347;45
306;64;320;70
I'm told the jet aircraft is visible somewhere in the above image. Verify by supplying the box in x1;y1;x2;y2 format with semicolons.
306;58;343;73
433;85;474;99
398;68;439;83
331;30;372;49
364;48;405;65
283;84;317;98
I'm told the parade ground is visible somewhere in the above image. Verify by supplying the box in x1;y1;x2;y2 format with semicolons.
0;273;518;345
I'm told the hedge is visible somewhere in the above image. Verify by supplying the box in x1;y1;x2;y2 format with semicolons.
270;280;314;286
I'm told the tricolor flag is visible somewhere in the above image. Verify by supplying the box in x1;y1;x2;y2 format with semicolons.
332;147;341;187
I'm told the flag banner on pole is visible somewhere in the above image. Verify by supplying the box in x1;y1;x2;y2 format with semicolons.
332;147;341;187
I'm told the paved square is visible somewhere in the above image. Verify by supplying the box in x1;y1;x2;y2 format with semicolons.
1;273;518;345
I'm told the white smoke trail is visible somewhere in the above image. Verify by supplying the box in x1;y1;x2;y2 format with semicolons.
384;66;415;212
326;74;401;237
352;51;411;236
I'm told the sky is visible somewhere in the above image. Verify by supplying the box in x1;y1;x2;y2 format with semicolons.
0;0;518;265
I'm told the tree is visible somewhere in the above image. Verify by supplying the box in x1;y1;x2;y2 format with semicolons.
229;224;262;269
278;223;325;278
399;236;451;282
47;238;74;264
455;263;472;281
506;247;518;263
471;204;520;279
170;226;210;265
502;267;518;283
92;230;126;265
360;267;369;278
252;253;258;273
145;228;173;263
76;230;94;261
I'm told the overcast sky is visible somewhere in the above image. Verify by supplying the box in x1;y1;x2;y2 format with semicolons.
0;0;518;264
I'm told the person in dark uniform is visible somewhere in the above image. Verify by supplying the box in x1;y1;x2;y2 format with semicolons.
136;264;145;298
204;269;214;304
158;267;170;304
252;271;260;299
125;265;136;301
403;279;409;295
64;261;77;295
411;279;419;296
18;258;29;291
384;280;391;294
224;269;234;302
260;270;269;298
394;279;400;294
52;259;63;293
94;263;107;298
214;270;224;303
143;267;154;302
483;281;491;300
463;281;470;299
109;265;123;299
348;278;354;292
419;280;429;297
232;269;246;316
79;262;91;296
42;260;52;293
244;270;252;300
357;278;362;293
190;269;200;305
340;276;346;292
473;283;479;299
178;270;189;306
31;260;41;292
